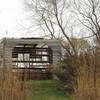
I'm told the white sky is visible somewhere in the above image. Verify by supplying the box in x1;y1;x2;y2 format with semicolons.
0;0;92;40
0;0;40;39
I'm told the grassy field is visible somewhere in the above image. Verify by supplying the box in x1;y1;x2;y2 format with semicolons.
26;80;72;100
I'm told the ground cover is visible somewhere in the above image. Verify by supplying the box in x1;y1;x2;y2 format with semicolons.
26;80;72;100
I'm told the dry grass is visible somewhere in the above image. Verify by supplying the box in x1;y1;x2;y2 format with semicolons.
0;67;26;100
73;51;100;100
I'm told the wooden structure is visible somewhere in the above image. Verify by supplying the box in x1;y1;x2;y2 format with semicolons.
0;38;61;80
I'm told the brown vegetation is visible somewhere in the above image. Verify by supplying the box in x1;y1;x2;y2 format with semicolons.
0;67;26;100
74;50;100;100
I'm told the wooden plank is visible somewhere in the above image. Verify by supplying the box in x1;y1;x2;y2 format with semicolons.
12;61;50;63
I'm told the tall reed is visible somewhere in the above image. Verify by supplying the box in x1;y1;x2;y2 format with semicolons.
74;50;100;100
0;67;26;100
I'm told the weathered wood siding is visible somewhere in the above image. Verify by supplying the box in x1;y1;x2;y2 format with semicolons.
0;42;3;67
0;38;61;67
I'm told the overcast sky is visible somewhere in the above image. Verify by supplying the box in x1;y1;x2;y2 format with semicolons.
0;0;41;39
0;0;93;41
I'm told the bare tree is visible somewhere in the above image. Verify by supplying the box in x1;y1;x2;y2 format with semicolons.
73;0;100;46
24;0;78;56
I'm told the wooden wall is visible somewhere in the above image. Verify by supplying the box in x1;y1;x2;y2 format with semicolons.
0;38;61;68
